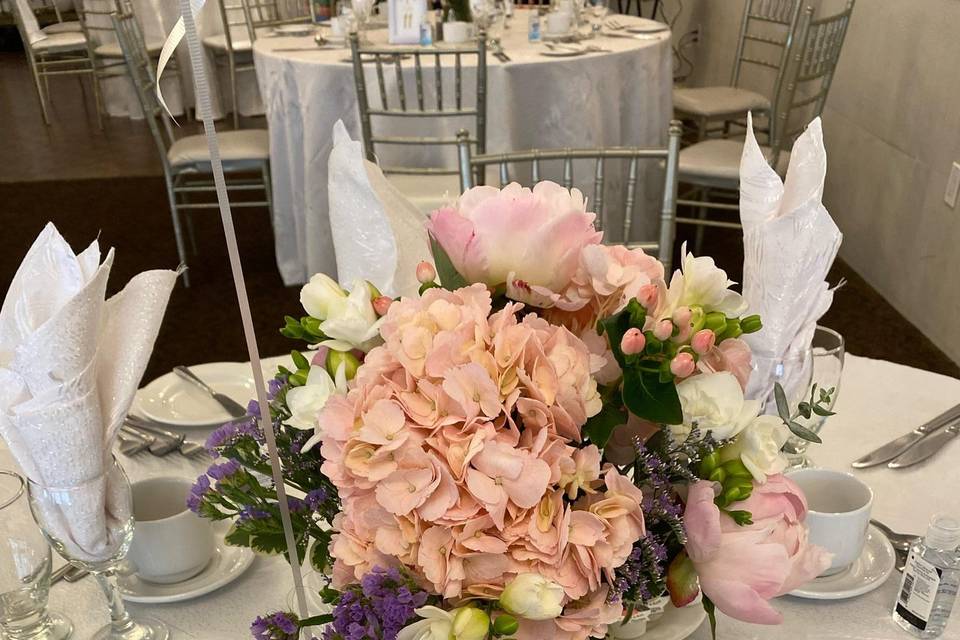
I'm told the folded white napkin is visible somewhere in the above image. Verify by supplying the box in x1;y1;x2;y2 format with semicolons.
740;114;843;407
0;224;177;563
327;120;431;299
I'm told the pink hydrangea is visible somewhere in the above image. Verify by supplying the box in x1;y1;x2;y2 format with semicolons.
319;284;643;637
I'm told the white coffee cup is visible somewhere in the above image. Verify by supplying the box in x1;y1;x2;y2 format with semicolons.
787;468;873;576
444;21;472;43
129;477;216;584
546;10;573;34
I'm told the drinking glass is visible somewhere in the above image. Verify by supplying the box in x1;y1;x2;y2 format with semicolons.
0;471;72;640
587;0;607;35
781;326;845;468
27;460;168;640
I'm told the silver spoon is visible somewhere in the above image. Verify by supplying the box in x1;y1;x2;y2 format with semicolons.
871;519;921;552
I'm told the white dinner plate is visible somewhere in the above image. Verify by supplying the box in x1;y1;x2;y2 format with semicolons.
625;19;669;33
788;524;896;600
119;524;255;604
136;362;255;427
541;45;587;57
273;24;315;36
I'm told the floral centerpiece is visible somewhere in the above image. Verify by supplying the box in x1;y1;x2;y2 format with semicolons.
191;182;835;640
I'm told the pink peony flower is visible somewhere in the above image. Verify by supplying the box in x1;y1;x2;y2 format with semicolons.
697;337;753;390
427;182;602;309
683;476;831;624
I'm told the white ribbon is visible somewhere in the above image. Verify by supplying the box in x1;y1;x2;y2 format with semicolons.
164;0;310;618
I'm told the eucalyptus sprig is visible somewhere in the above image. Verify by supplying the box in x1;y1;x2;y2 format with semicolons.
773;382;835;444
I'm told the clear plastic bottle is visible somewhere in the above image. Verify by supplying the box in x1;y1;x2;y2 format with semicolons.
893;514;960;638
527;9;540;42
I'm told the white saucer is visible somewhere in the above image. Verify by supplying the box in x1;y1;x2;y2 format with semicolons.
119;525;255;604
136;362;255;427
642;599;707;640
788;524;896;600
542;44;587;57
273;24;315;36
625;18;669;33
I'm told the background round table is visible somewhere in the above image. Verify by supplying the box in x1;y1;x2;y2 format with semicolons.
3;353;958;638
252;11;674;286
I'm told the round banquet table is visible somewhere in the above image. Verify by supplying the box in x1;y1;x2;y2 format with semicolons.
252;11;674;286
2;353;959;639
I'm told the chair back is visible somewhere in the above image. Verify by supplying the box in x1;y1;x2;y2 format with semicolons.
112;10;177;173
242;0;310;34
350;32;487;178
730;0;803;103
76;0;124;51
768;1;854;159
457;121;683;271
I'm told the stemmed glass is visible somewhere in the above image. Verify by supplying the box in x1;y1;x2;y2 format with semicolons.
0;471;73;640
27;459;169;640
781;326;845;469
587;0;608;35
350;0;374;42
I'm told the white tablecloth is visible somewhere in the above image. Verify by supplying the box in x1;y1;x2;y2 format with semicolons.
2;353;958;639
253;11;674;286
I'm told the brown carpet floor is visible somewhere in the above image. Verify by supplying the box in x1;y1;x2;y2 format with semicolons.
1;176;957;382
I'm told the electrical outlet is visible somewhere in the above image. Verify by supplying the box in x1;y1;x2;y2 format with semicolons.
946;162;960;209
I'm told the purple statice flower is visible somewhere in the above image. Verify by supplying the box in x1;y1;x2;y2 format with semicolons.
206;417;263;455
238;506;270;523
323;567;428;640
267;376;285;400
251;611;299;640
286;496;308;513
247;399;261;418
187;474;211;513
305;488;327;511
208;458;242;481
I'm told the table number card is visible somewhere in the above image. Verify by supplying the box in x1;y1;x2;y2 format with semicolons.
389;0;425;44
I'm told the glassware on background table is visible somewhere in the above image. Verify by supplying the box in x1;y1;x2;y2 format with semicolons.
27;460;169;640
587;0;608;35
0;471;73;640
781;326;845;469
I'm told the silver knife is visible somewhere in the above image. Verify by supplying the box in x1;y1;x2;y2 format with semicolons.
888;422;960;469
852;402;960;468
173;366;249;418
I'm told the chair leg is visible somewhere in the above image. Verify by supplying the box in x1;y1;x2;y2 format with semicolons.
28;61;51;125
261;162;274;217
90;67;105;131
694;187;709;255
166;178;192;287
228;55;240;130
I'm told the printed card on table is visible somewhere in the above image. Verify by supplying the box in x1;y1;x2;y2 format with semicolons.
389;0;424;44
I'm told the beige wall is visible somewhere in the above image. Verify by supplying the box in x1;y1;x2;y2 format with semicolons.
678;0;960;364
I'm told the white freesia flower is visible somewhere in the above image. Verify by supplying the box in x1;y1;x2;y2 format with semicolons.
728;414;791;483
397;606;488;640
286;363;347;453
499;573;565;621
675;372;760;441
319;278;383;352
300;273;347;320
661;243;747;318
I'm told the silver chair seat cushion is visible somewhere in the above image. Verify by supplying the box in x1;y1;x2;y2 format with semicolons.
673;86;771;118
167;129;270;168
94;39;165;58
201;33;253;52
41;21;82;34
385;173;461;215
679;138;789;186
32;30;87;52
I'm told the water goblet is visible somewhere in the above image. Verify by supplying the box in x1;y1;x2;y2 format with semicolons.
26;459;169;640
0;471;73;640
781;326;845;469
587;0;608;35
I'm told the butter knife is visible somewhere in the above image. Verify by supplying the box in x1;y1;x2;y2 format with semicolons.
173;366;249;418
888;422;960;469
851;402;960;468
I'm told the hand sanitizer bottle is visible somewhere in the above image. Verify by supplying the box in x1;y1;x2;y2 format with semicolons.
419;9;433;45
527;9;540;41
893;514;960;638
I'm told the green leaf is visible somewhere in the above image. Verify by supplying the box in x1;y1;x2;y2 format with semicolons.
429;235;468;290
598;310;632;368
774;382;791;423
299;614;333;627
310;536;331;572
724;509;754;526
798;401;812;419
622;367;683;425
787;420;822;443
811;404;835;417
584;400;627;448
703;596;718;640
291;349;310;371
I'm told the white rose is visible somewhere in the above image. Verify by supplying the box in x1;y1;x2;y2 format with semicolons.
319;279;383;352
661;243;747;318
676;372;760;440
284;363;347;452
397;606;488;640
730;414;791;483
300;273;347;320
500;573;565;621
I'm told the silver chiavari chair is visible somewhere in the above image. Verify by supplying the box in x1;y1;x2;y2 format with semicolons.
32;0;82;34
112;9;273;287
457;121;682;272
241;0;310;31
673;0;802;143
676;1;855;251
350;31;487;213
10;0;100;126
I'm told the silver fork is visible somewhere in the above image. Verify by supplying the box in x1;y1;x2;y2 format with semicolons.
605;18;625;30
121;425;179;457
118;430;153;456
125;419;208;458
